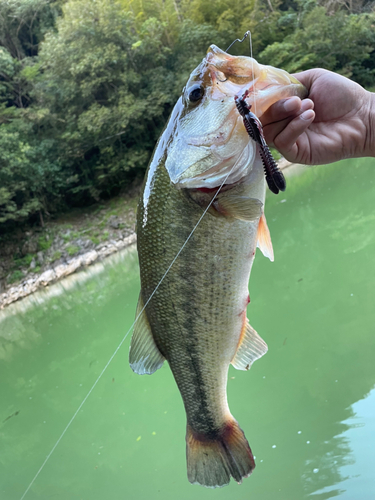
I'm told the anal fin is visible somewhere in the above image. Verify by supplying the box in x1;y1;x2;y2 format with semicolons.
231;318;268;371
129;294;165;375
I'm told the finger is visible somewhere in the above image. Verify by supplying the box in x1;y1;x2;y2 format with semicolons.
263;99;314;145
273;109;315;156
292;68;329;93
261;96;302;127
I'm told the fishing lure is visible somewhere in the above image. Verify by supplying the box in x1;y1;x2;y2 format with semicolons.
235;91;286;194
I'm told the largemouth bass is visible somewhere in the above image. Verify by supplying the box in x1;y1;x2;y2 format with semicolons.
129;45;306;488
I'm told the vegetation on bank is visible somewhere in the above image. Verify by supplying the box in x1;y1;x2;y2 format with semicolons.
0;183;138;290
0;0;374;237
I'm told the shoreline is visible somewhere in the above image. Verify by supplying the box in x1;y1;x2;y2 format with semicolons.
0;160;304;310
0;233;136;310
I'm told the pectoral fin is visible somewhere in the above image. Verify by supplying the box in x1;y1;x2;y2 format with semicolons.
231;318;268;371
215;194;263;221
129;294;165;375
257;213;274;261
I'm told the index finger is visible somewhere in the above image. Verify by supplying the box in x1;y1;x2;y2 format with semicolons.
261;96;302;127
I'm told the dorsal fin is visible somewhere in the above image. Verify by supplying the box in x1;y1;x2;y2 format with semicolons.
257;213;274;261
129;294;165;375
231;318;268;370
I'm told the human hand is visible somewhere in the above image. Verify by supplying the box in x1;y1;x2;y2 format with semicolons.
261;69;375;165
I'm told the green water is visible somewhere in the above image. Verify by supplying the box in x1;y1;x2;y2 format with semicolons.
1;158;375;500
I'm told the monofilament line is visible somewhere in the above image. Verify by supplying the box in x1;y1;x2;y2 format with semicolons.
248;31;257;116
225;30;257;115
19;164;237;500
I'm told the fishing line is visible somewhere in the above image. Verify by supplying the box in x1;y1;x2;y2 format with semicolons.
19;162;238;500
248;31;257;116
226;31;257;115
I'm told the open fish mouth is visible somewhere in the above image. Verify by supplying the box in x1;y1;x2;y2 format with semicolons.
165;45;307;190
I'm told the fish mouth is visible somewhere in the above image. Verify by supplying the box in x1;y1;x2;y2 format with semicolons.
203;44;307;119
166;45;307;189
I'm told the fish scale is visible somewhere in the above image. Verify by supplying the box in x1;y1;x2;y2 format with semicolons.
137;161;259;433
129;43;307;488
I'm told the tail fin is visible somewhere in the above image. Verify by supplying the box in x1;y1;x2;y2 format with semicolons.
186;420;255;488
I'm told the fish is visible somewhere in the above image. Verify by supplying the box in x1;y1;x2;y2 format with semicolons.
129;44;307;488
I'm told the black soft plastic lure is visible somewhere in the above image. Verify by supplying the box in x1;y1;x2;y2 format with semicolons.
235;92;286;194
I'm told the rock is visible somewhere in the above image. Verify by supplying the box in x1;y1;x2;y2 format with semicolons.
74;238;84;248
124;233;136;246
83;239;94;249
63;258;83;275
21;239;38;256
98;245;117;257
108;215;120;229
29;259;36;270
36;269;56;287
115;240;126;250
81;250;98;266
36;251;44;265
54;263;69;280
121;229;131;238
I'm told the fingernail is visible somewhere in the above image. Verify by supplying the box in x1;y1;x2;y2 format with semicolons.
300;99;314;112
284;98;299;112
300;110;314;121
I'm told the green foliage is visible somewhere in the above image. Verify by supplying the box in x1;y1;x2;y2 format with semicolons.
38;234;52;251
8;270;24;284
0;0;374;235
259;2;375;85
52;251;62;261
0;123;42;224
66;244;79;256
13;254;35;268
89;235;100;245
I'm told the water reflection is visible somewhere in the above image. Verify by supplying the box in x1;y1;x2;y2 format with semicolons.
311;388;375;499
0;246;139;361
0;159;374;500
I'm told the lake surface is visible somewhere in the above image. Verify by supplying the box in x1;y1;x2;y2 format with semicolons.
1;158;375;500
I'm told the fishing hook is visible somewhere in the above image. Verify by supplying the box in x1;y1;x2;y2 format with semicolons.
226;31;251;53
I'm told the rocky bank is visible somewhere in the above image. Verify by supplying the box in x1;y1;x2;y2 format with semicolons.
0;185;139;309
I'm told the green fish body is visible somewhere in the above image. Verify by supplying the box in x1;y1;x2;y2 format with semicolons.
130;45;307;488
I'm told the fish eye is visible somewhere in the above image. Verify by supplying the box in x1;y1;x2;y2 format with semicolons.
188;84;204;103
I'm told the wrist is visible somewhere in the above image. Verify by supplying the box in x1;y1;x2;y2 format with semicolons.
364;91;375;157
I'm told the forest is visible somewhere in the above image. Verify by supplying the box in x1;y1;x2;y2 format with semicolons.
1;0;375;233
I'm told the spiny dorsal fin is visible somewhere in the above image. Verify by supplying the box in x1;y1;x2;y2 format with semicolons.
129;294;165;375
231;318;268;371
257;213;274;261
215;194;263;221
